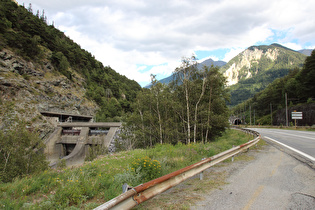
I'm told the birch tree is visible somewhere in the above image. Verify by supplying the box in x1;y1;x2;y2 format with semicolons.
173;56;198;144
193;68;207;143
151;74;163;144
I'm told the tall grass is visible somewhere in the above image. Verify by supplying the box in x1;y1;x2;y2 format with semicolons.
0;129;252;209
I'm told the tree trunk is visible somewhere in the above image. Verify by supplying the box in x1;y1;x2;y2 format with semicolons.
193;78;206;143
205;87;212;142
3;152;10;172
185;80;191;144
156;98;163;144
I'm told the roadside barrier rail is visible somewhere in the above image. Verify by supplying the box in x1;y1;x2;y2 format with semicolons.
94;127;260;210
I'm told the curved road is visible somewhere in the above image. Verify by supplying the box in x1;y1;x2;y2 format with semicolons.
192;128;315;210
249;128;315;162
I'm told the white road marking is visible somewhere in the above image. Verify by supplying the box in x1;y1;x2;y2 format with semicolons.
264;136;315;161
272;131;315;140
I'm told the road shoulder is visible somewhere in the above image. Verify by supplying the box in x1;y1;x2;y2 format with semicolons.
191;141;315;210
135;140;315;210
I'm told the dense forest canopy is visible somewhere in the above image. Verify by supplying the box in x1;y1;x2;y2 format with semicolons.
0;0;141;120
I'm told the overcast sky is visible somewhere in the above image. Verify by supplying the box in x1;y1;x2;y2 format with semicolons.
16;0;315;86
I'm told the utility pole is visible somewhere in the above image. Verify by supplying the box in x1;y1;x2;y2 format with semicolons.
244;103;246;124
270;103;272;126
249;105;252;125
285;93;288;127
254;109;255;126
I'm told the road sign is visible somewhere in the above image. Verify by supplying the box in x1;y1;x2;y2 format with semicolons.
291;112;302;119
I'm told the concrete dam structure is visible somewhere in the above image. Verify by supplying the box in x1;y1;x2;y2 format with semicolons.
42;112;121;167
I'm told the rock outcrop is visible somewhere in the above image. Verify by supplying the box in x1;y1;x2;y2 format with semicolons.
0;49;98;135
223;47;280;86
222;44;306;86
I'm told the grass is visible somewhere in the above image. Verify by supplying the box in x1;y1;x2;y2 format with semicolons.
0;128;254;209
134;139;267;210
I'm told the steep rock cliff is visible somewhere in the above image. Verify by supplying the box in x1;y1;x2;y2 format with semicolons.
0;48;98;134
222;44;306;86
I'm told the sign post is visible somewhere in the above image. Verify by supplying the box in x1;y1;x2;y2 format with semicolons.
291;111;303;129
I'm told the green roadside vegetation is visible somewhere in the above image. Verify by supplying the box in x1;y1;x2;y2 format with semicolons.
0;129;253;209
134;133;266;210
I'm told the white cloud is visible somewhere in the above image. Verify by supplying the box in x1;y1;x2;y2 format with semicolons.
281;43;303;51
223;48;245;62
16;0;315;86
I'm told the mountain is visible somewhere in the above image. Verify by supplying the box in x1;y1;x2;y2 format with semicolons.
232;49;315;126
223;43;307;106
197;58;227;69
0;0;141;133
144;58;226;88
298;49;313;56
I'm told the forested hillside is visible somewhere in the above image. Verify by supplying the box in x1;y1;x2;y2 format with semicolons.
222;44;307;106
0;0;141;122
232;49;315;125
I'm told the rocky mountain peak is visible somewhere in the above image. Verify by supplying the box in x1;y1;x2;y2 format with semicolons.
222;44;303;86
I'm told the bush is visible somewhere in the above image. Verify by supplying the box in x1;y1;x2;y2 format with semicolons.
0;101;48;183
114;167;143;187
0;122;48;183
56;159;66;169
130;156;161;181
85;145;108;162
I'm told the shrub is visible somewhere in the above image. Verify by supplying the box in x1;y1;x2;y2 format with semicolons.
57;159;66;169
85;145;108;162
114;167;143;187
307;97;313;104
131;156;161;181
0;102;49;183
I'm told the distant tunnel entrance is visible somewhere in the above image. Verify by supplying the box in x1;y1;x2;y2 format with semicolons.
234;118;242;125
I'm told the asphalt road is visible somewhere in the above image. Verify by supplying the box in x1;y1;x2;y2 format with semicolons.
191;129;315;210
249;128;315;161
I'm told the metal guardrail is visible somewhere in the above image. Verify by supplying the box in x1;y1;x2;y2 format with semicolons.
94;128;260;210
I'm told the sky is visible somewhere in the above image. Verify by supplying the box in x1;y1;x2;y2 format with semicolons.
16;0;315;87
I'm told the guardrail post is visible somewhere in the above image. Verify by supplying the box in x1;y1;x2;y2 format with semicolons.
232;145;235;162
122;183;132;193
199;158;206;180
200;171;203;180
